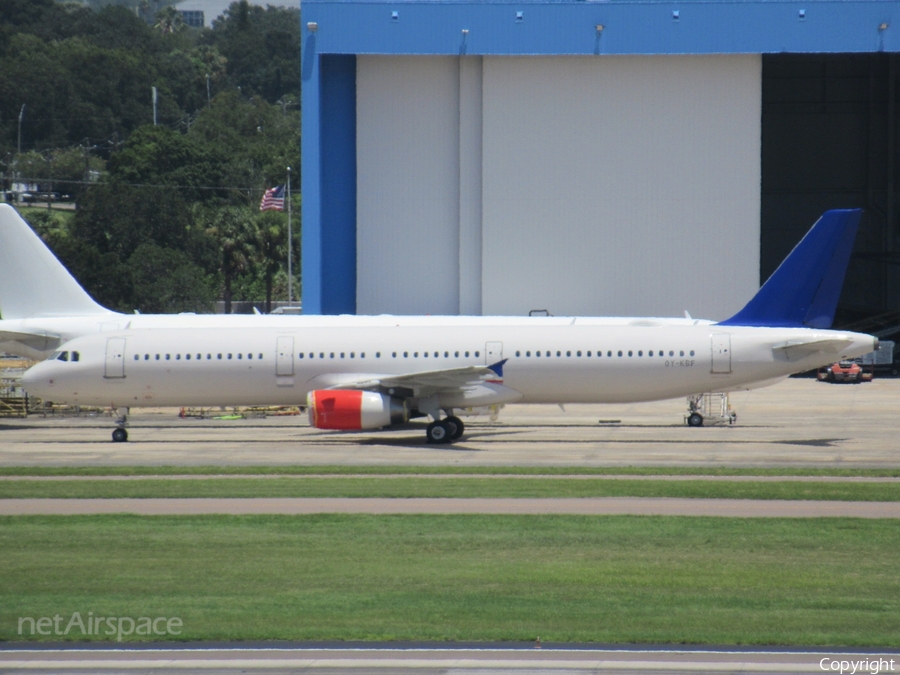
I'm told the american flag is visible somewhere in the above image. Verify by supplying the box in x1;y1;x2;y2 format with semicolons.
259;184;285;211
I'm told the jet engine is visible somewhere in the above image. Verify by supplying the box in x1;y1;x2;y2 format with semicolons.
307;390;409;430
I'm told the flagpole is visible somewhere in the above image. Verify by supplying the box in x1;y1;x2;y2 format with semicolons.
286;167;292;306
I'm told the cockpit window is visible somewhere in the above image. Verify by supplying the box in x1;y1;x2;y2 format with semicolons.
71;351;80;362
56;351;69;362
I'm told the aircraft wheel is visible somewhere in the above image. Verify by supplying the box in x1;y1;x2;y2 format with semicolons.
426;420;453;444
445;415;465;440
112;428;128;443
687;413;704;428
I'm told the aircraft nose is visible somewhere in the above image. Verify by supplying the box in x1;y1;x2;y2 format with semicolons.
20;363;52;397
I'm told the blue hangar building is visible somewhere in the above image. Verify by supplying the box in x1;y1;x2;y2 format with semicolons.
302;0;900;328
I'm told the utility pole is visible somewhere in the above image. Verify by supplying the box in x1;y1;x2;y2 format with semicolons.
152;86;158;126
17;104;25;155
287;166;293;306
206;74;211;104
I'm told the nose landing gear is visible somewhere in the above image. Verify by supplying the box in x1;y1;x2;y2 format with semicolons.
112;408;129;442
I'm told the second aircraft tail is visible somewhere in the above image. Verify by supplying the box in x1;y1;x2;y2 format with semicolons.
0;204;112;320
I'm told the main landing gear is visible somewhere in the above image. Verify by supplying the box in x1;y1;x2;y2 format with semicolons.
112;408;129;442
426;414;465;444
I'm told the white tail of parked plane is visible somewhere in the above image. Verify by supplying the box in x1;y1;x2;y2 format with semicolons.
0;204;111;320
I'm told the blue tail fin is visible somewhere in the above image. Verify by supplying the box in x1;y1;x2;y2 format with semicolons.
719;209;862;329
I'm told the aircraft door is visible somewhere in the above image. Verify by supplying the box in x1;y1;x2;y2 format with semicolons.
276;336;294;377
711;334;732;374
104;337;126;379
485;341;503;364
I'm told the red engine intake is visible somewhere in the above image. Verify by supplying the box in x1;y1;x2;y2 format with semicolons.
307;390;409;430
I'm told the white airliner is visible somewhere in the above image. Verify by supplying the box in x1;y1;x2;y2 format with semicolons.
0;203;708;360
18;208;876;444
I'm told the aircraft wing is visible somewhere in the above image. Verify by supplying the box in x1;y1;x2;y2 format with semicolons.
321;360;507;398
772;338;854;361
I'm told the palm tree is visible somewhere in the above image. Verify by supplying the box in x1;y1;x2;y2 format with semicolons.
204;206;256;314
154;6;185;35
255;211;288;314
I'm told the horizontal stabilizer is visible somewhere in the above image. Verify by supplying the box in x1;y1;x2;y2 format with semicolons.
772;338;853;361
0;330;61;352
719;209;862;329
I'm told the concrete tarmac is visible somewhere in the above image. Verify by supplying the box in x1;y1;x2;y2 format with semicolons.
2;646;899;674
1;378;899;469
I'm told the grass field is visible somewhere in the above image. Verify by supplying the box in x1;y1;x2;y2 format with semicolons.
0;476;897;501
2;465;898;477
1;514;897;645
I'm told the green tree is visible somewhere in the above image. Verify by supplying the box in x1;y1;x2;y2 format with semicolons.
127;242;215;313
254;210;288;313
153;6;185;36
205;1;300;103
203;206;257;313
108;125;225;202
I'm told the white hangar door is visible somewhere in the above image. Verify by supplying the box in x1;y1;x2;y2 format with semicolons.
356;54;761;321
480;55;762;321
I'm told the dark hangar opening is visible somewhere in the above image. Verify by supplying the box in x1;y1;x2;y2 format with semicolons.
761;53;900;336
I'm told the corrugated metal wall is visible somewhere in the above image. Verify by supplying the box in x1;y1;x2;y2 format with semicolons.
356;54;761;320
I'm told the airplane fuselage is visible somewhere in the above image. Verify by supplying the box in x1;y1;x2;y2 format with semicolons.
22;322;876;409
0;313;712;361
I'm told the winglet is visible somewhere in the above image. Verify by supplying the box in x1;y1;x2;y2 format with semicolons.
487;359;508;378
718;209;862;329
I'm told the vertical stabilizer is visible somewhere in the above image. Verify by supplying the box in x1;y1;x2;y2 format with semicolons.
719;209;862;329
0;205;112;320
